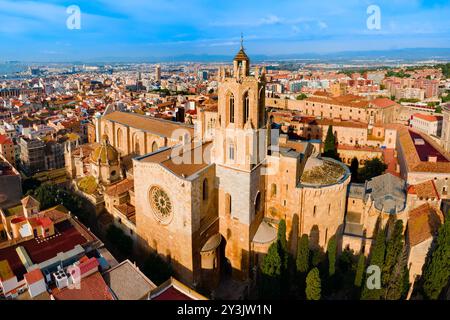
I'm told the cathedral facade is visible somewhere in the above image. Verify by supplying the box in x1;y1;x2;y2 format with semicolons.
86;45;351;292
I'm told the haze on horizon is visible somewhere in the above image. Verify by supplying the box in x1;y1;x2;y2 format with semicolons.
0;0;449;62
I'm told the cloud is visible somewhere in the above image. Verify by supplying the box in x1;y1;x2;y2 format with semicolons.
318;21;328;30
260;15;282;25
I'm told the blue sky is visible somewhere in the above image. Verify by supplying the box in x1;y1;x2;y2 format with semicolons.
0;0;449;61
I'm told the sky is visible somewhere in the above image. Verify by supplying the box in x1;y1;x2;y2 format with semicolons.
0;0;449;61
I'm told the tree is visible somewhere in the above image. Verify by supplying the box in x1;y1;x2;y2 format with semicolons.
361;225;386;300
31;184;87;222
382;220;405;295
276;219;289;295
296;93;307;100
260;242;282;299
22;177;42;195
312;249;324;267
327;236;337;277
305;268;321;300
358;158;387;182
296;234;310;273
422;211;450;299
277;219;288;254
350;157;359;182
354;254;366;287
323;126;338;159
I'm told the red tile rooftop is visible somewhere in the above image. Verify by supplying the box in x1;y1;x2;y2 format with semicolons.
412;113;442;122
409;131;448;163
52;272;114;300
0;246;27;281
152;286;193;300
24;268;44;285
21;220;89;264
0;219;91;280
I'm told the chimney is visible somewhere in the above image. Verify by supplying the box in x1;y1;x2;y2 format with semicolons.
428;156;437;163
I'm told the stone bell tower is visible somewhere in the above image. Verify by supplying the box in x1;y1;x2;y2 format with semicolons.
214;38;268;281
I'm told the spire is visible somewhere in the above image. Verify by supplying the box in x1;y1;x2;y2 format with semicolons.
240;32;244;50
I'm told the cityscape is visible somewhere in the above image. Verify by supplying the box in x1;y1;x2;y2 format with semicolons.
0;0;449;308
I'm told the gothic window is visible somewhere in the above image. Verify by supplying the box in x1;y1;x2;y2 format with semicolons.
255;192;261;214
243;92;250;124
271;184;277;197
228;142;235;160
228;93;235;123
226;193;232;215
152;141;159;152
202;178;208;201
116;128;123;149
313;205;317;217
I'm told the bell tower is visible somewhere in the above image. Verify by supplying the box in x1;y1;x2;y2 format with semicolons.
214;39;267;281
214;37;267;171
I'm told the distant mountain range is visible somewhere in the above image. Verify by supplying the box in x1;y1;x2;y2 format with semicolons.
76;48;450;64
2;48;450;65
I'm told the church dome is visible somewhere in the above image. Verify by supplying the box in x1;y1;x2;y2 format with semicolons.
90;134;119;165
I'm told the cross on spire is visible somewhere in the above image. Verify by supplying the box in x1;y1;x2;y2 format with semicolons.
240;32;244;50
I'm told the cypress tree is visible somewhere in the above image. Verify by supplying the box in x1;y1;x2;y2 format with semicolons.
350;157;359;182
327;236;337;277
277;219;288;254
323;125;338;159
354;253;365;287
361;226;386;300
306;268;321;300
296;234;310;273
422;212;450;300
260;242;282;299
382;220;406;299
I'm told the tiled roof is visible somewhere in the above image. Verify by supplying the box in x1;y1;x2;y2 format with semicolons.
149;277;207;300
369;98;397;109
407;203;443;247
408;180;440;200
24;268;44;285
0;134;12;145
398;127;450;173
52;272;114;300
105;178;134;197
139;142;212;179
102;111;194;138
412;113;442;122
103;260;156;300
21;195;40;209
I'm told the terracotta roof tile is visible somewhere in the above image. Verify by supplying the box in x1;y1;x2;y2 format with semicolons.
102;111;194;138
407;203;443;246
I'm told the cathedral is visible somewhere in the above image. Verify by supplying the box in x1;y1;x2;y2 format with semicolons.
66;43;351;293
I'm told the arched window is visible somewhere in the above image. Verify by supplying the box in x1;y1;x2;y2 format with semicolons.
133;134;140;154
134;142;140;154
152;141;159;152
116;128;123;148
202;178;208;201
271;184;277;197
243;92;249;124
255;192;261;214
228;141;235;160
225;193;232;215
228;93;235;123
